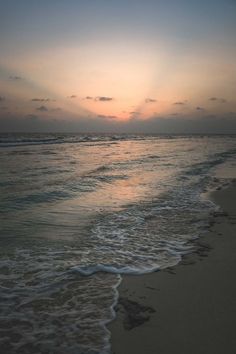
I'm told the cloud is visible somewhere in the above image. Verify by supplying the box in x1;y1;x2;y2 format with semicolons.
35;106;61;113
95;96;113;102
51;107;62;112
0;96;5;102
67;95;77;99
84;95;112;101
25;114;39;121
0;106;7;110
209;97;227;103
122;114;236;134
36;105;48;112
226;111;236;116
1;111;236;134
97;114;117;119
31;98;55;102
173;101;186;105
9;76;22;81
196;106;205;111
129;111;140;115
145;98;157;103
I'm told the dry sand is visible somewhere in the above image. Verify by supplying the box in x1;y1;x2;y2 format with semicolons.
109;181;236;354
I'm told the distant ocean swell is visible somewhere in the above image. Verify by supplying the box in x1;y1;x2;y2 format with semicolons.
0;133;147;147
0;134;236;353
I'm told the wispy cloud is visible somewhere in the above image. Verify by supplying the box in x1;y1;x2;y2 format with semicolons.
35;105;61;113
26;114;39;121
226;111;236;116
129;111;140;115
51;107;62;112
36;105;48;112
84;96;113;102
209;97;227;103
196;106;205;111
31;98;55;102
173;101;186;105
145;98;157;103
9;76;23;81
67;95;77;99
97;114;117;119
95;96;113;102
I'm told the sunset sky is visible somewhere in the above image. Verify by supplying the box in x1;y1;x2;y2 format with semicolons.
1;0;236;133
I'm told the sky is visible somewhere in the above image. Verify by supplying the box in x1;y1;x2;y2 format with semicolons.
0;0;236;133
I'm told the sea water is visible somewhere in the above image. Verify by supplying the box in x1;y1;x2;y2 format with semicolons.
0;133;236;353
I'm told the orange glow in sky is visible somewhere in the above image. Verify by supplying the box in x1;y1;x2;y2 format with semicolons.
1;1;236;132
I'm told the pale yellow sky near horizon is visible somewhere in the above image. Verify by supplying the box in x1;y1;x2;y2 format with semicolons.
1;40;236;121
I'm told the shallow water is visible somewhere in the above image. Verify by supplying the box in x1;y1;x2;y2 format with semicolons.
0;133;236;353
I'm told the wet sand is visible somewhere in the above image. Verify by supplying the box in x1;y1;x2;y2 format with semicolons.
109;181;236;354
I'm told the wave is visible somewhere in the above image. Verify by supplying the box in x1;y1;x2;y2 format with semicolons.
1;135;236;353
0;133;149;147
0;133;219;148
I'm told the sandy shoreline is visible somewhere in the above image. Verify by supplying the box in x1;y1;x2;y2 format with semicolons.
109;181;236;354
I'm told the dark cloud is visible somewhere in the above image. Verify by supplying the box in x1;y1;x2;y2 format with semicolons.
173;101;186;105
0;106;7;110
122;114;236;134
196;106;205;111
25;114;39;121
95;96;113;102
85;96;93;100
36;105;48;112
145;98;157;103
51;107;62;112
209;97;227;103
219;98;227;103
1;112;236;134
0;96;5;102
67;95;77;99
35;106;61;113
31;98;55;102
129;111;140;115
9;76;22;81
97;114;117;119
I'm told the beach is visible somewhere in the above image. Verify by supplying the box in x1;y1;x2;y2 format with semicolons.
1;0;236;352
109;181;236;354
1;134;236;353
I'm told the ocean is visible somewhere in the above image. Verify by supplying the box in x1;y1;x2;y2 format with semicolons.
0;133;236;354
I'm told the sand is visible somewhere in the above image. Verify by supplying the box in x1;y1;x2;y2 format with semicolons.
109;181;236;354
